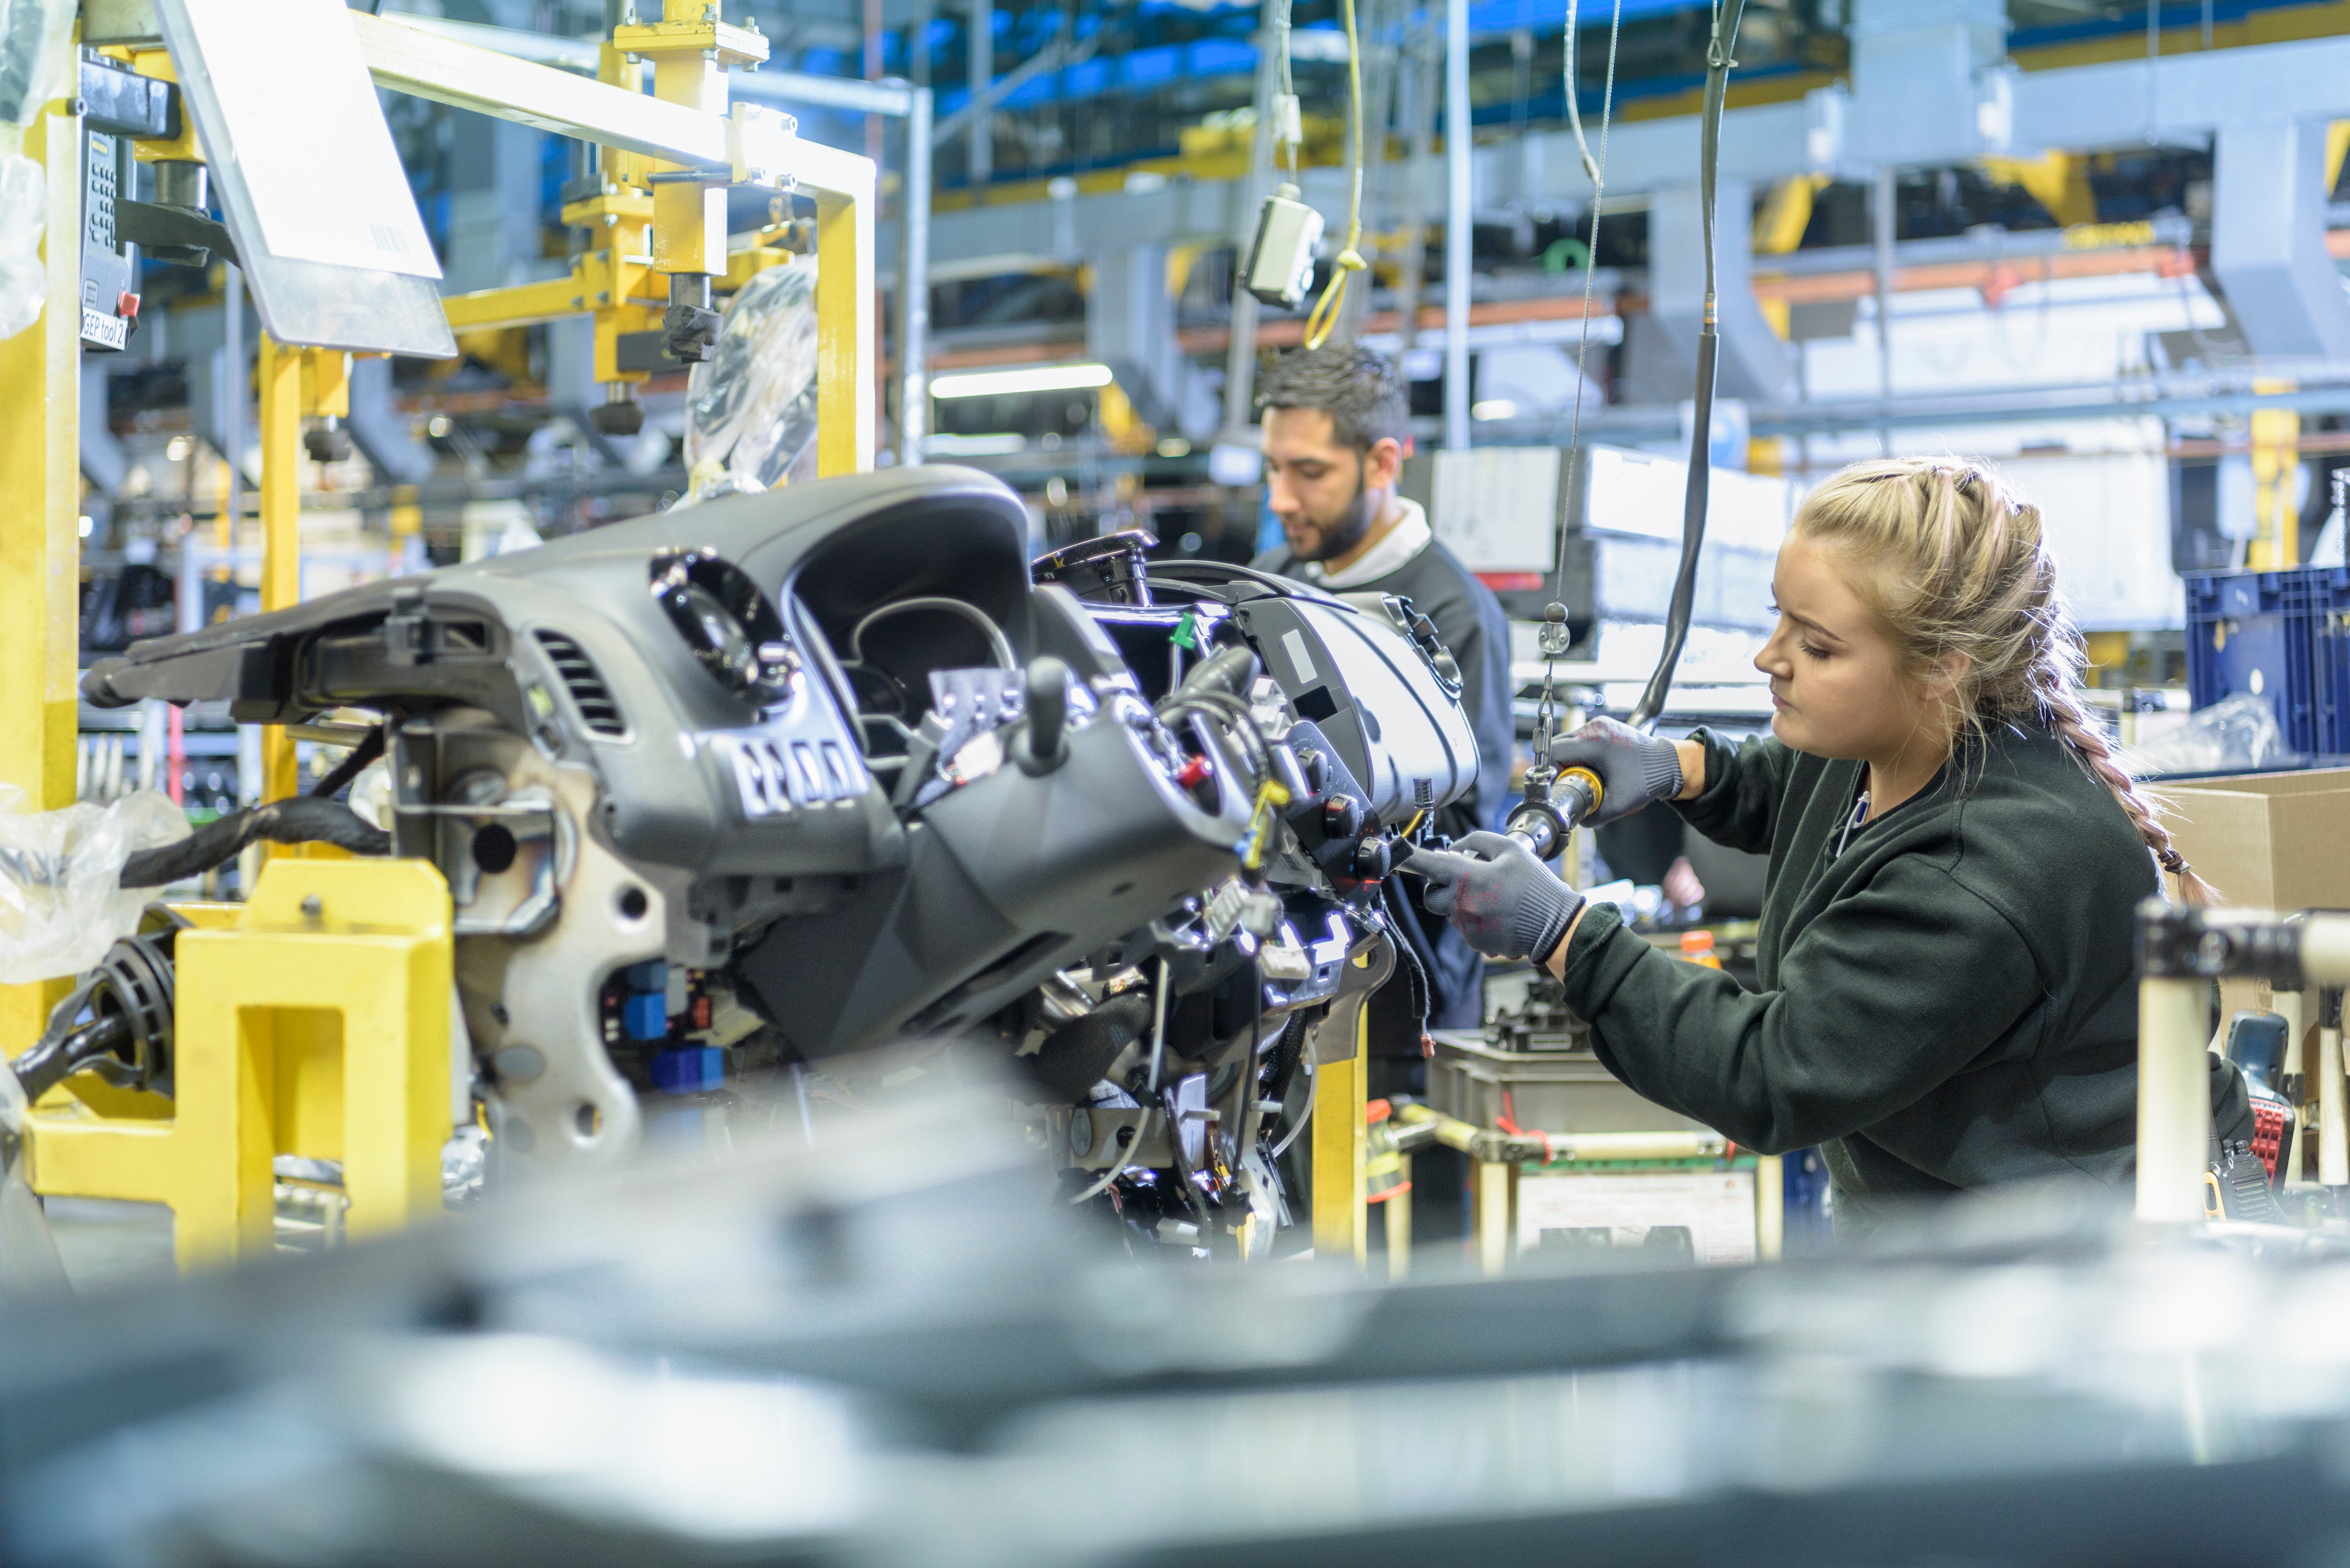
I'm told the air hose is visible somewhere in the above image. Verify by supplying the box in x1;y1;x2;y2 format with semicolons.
1504;0;1743;856
1626;0;1746;733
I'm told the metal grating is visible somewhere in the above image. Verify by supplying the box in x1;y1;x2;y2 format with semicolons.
533;630;626;737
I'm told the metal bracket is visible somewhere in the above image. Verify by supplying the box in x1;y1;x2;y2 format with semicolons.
2136;900;2305;986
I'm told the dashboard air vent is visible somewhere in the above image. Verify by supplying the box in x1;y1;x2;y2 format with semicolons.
534;630;626;737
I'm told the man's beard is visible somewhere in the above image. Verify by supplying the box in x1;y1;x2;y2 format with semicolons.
1294;467;1378;563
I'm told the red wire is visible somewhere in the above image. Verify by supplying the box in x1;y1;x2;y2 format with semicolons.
1496;1090;1555;1168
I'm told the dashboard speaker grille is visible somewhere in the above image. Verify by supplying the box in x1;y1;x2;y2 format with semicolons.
534;630;627;737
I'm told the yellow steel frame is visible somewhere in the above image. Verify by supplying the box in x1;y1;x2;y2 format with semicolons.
0;101;82;1056
1310;1009;1369;1265
407;7;878;478
27;859;454;1268
2;7;872;1266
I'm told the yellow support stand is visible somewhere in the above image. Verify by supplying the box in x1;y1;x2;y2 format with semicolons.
1310;1009;1369;1266
256;335;303;804
0;96;85;1054
1472;1155;1514;1277
26;859;454;1268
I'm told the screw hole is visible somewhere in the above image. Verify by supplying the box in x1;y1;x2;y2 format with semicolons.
617;886;649;920
575;1101;602;1138
472;823;518;874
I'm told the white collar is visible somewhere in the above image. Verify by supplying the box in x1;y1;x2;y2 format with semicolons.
1300;497;1433;589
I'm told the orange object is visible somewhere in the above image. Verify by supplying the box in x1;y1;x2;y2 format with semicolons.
1680;930;1723;969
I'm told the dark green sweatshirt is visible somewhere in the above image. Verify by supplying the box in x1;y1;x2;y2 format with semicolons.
1557;720;2252;1231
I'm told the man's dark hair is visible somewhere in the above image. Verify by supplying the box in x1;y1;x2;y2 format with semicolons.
1255;344;1410;454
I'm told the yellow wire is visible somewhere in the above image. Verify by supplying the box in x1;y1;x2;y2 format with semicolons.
1300;0;1365;351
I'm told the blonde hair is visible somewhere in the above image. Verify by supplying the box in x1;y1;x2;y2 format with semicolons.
1791;457;2216;906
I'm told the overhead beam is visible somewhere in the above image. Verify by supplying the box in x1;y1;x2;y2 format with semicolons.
353;10;725;167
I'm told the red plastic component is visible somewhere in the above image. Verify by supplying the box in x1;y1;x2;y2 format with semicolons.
1173;754;1212;789
2250;1101;2288;1180
118;291;140;320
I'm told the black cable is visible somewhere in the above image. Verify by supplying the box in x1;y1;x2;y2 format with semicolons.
119;797;391;889
10;1014;131;1105
1627;0;1746;733
306;727;385;801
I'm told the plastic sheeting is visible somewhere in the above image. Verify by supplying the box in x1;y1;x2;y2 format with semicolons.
0;785;189;986
678;257;819;507
2123;692;2292;779
0;0;74;342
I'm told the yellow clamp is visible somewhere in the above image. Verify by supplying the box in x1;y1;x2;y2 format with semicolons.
1241;777;1293;872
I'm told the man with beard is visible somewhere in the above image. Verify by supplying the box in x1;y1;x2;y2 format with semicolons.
1249;345;1514;1224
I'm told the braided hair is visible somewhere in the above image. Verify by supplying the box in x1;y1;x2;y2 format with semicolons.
1791;457;2217;907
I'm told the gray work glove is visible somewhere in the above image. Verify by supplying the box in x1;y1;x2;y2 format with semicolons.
1548;717;1685;827
1407;831;1582;964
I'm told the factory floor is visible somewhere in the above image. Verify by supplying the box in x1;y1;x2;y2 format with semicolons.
46;1197;177;1289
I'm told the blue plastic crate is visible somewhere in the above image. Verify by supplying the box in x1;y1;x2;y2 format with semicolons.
2184;570;2319;753
2301;566;2350;755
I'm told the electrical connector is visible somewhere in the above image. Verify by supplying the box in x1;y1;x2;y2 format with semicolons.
1242;183;1323;310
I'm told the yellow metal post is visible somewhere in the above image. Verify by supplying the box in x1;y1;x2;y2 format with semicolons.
1311;1009;1369;1265
2251;379;2301;570
256;335;303;803
2138;975;2215;1223
1385;1152;1412;1281
1755;1152;1784;1260
1472;1156;1514;1276
815;170;877;476
0;98;84;1054
26;859;454;1267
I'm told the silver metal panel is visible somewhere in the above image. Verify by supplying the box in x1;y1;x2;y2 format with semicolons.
151;0;457;357
1443;0;1470;450
352;9;725;168
2210;119;2350;359
2011;34;2350;150
897;86;933;466
1647;178;1794;404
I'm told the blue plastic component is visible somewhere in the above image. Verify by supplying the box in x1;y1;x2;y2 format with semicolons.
2300;567;2350;755
621;959;668;994
623;991;671;1043
2184;570;2320;754
650;1046;724;1096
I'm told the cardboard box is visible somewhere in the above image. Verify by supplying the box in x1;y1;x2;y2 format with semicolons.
2159;769;2350;1033
2157;768;2350;913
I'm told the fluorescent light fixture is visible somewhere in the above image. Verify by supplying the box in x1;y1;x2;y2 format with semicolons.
931;362;1114;399
1471;399;1519;421
924;432;1028;456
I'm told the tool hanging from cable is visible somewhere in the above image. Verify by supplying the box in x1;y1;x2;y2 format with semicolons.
1505;0;1623;860
1507;0;1744;857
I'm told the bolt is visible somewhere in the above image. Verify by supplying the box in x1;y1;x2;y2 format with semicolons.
300;895;323;919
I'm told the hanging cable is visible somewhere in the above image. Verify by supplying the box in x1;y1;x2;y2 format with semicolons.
1519;0;1622;828
1299;0;1366;350
1561;0;1606;187
1627;0;1746;732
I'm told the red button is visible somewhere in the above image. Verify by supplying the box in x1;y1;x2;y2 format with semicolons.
1174;755;1212;788
117;291;140;320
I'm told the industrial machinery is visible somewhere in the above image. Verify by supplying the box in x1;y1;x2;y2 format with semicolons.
56;467;1477;1256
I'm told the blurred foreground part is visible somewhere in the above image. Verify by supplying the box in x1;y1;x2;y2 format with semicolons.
2;1093;2350;1566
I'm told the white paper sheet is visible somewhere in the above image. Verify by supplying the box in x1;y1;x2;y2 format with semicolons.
177;0;441;280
